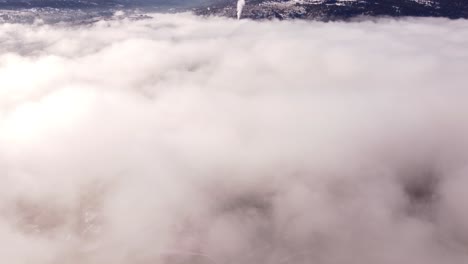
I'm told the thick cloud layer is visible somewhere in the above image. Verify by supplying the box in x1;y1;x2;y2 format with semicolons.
1;13;468;264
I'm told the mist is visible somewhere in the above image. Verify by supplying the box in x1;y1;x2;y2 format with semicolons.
1;13;468;264
237;0;245;19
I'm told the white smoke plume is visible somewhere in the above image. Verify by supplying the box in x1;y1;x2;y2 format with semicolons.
1;13;468;264
237;0;245;19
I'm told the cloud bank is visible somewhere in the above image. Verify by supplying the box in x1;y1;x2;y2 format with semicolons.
1;13;468;264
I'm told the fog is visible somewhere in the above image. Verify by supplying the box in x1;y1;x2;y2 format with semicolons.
1;13;468;264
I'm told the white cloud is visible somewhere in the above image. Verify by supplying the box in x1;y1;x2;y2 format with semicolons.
1;13;468;264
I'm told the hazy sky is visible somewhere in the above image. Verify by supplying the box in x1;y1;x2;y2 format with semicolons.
1;12;468;264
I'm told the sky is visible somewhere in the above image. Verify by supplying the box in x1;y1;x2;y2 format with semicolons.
1;9;468;264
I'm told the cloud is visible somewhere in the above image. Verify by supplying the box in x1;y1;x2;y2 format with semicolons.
1;12;468;264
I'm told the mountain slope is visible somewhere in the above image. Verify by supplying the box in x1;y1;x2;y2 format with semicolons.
195;0;468;20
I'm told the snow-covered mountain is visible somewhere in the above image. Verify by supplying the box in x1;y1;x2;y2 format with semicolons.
195;0;468;20
0;0;467;22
